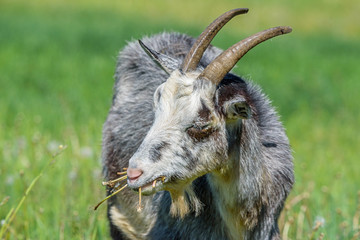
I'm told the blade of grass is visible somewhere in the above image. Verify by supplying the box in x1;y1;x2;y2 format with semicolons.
0;145;67;238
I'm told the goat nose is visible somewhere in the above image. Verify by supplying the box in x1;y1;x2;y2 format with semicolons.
127;167;143;182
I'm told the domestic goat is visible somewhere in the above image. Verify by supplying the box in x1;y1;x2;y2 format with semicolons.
102;8;294;240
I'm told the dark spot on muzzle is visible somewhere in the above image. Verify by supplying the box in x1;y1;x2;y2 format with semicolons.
149;141;170;162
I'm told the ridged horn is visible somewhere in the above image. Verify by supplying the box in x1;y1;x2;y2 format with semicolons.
180;8;249;73
197;26;292;85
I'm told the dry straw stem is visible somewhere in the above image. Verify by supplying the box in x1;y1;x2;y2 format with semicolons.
353;191;360;231
95;168;166;212
282;216;294;240
279;191;310;234
351;191;360;239
352;231;360;240
102;175;127;188
95;168;130;210
0;144;67;238
296;205;307;239
94;184;128;210
354;208;360;231
308;220;323;240
285;192;310;211
136;176;165;213
137;187;143;212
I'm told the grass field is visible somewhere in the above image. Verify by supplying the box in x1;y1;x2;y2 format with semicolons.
1;0;359;239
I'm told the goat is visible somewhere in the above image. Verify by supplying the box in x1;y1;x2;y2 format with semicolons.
102;8;294;240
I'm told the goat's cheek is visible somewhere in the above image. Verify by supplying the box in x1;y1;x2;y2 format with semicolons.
210;130;228;157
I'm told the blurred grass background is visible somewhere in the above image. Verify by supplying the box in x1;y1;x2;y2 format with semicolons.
0;0;359;239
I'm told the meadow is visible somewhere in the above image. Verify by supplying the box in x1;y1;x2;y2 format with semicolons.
0;0;359;239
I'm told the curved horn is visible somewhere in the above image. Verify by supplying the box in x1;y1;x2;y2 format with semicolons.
198;26;292;85
180;8;249;73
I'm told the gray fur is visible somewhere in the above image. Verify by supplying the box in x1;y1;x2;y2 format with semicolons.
102;32;294;240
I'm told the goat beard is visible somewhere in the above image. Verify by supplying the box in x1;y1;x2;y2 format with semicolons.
169;185;203;218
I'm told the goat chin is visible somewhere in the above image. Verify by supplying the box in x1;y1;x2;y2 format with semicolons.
169;185;203;218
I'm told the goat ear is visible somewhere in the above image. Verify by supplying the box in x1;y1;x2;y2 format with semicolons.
225;99;251;120
138;40;179;75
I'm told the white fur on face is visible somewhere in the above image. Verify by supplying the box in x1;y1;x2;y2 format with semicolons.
127;70;227;217
153;70;203;125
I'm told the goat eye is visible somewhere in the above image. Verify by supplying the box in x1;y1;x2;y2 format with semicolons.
195;123;210;130
186;123;214;141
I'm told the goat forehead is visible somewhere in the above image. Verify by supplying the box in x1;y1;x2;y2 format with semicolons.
154;96;200;129
162;70;198;98
160;70;215;108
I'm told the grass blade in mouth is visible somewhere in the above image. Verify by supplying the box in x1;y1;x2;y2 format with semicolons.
94;184;128;210
102;175;127;188
137;187;143;212
95;168;166;212
137;176;166;212
95;170;129;210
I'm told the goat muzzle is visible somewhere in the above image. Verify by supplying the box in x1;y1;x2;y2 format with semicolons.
127;167;143;183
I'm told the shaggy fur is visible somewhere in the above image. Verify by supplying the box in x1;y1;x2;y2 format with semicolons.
102;32;294;239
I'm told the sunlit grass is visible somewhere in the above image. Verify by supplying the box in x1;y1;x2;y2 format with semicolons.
2;0;359;38
0;0;359;239
0;144;67;238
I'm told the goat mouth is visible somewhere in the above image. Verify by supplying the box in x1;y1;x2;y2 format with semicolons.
129;176;167;195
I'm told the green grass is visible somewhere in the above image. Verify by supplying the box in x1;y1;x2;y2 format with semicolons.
0;0;359;239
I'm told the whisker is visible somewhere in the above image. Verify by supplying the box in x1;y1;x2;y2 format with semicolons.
94;184;128;210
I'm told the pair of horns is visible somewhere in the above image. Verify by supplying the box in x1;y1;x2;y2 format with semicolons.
182;8;292;85
141;8;292;85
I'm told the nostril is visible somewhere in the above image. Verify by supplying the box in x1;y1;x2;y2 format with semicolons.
127;168;143;182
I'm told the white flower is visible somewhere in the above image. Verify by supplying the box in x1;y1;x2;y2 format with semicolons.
47;140;60;153
313;216;325;228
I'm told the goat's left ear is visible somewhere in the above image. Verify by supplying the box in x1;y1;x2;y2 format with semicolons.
138;40;179;75
224;99;251;120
